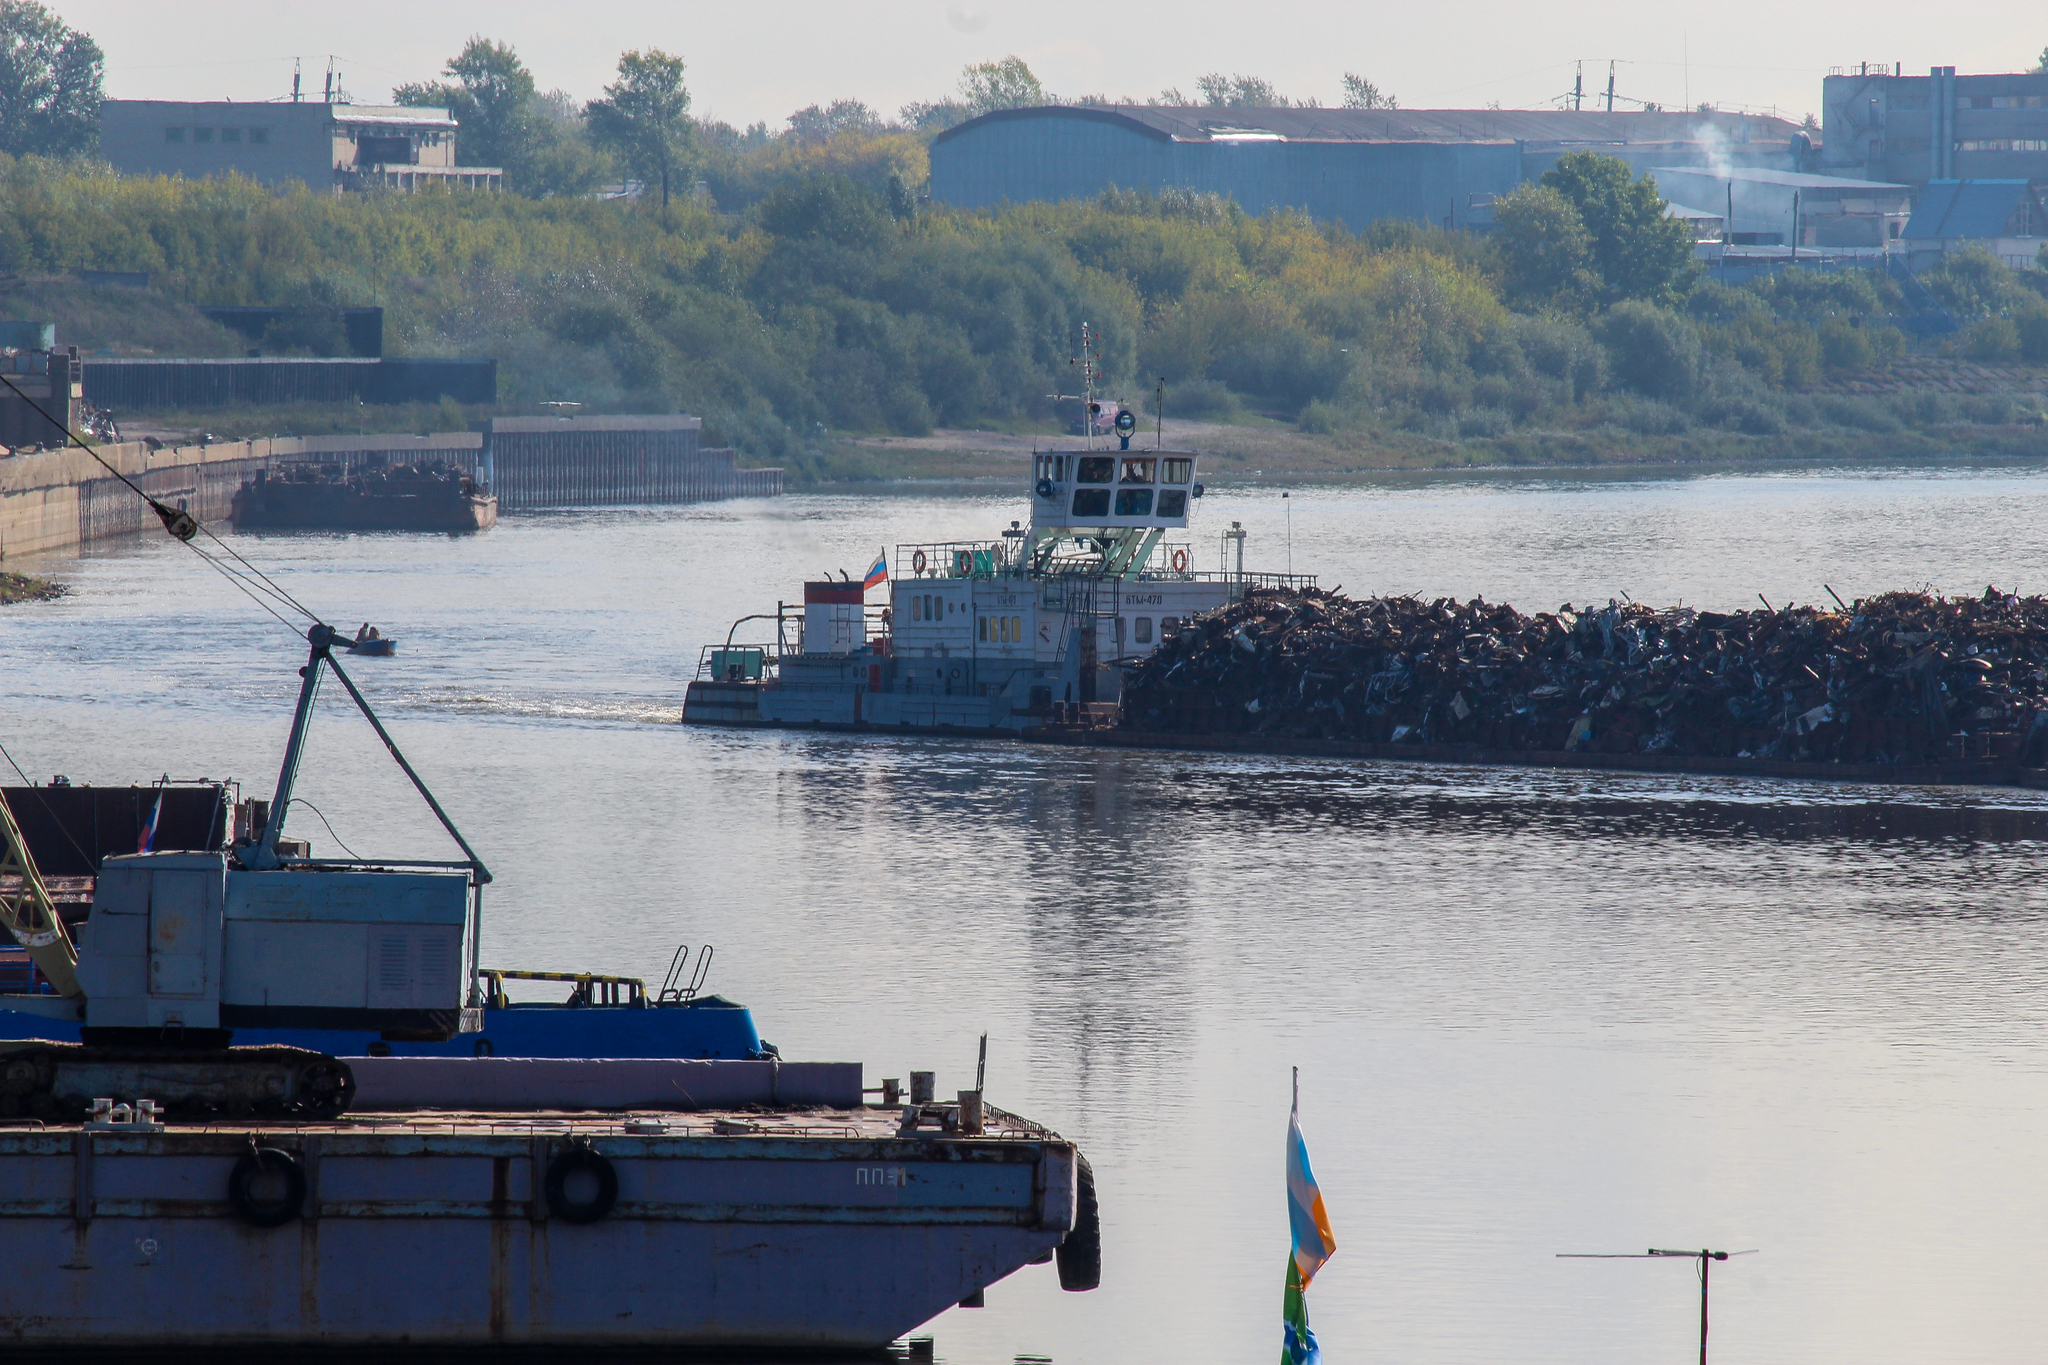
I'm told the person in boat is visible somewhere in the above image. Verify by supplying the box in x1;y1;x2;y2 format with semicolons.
354;623;382;644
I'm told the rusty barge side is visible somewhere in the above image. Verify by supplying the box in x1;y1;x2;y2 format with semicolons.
0;1091;1083;1351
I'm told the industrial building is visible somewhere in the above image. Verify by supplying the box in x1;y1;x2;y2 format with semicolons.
929;105;1806;231
1821;64;2048;188
1901;180;2048;270
99;100;502;193
1650;166;1912;248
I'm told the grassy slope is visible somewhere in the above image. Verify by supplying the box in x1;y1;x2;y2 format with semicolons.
2;278;249;356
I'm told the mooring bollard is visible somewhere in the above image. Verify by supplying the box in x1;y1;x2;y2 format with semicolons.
909;1071;935;1105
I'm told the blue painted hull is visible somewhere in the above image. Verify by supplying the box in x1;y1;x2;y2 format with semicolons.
0;995;773;1060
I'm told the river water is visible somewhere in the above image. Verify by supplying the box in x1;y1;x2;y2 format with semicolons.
7;462;2048;1365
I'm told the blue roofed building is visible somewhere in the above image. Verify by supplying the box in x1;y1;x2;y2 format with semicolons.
1901;179;2047;270
929;105;1806;232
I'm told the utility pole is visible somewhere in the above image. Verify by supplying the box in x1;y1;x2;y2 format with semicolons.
1572;61;1584;111
1558;1247;1757;1365
1606;60;1617;114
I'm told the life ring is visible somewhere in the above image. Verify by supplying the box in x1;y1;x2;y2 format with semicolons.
1171;548;1188;573
229;1147;307;1228
912;549;927;574
1056;1155;1101;1291
546;1145;618;1224
1036;477;1055;498
954;550;972;576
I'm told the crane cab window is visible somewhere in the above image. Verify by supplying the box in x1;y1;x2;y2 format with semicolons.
1035;454;1067;483
1118;458;1156;484
1156;489;1188;517
1161;458;1193;484
1114;488;1153;516
1075;457;1114;484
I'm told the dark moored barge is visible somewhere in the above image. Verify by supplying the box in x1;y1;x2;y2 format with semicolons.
232;462;496;533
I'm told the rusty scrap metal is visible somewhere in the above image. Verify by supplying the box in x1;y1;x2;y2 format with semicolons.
1121;585;2048;764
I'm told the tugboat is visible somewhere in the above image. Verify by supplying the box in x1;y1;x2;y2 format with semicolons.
684;338;1309;734
232;458;497;532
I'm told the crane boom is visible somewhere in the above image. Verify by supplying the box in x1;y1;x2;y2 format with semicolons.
0;790;82;998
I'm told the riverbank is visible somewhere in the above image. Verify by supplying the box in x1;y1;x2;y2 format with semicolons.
812;415;2047;486
0;571;62;603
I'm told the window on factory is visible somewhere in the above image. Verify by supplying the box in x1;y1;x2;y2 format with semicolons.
221;127;242;144
250;127;270;144
1957;139;2048;153
1990;96;2048;110
1135;617;1153;644
193;127;213;144
164;126;185;143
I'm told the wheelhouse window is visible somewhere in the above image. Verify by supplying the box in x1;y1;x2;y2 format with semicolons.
1114;488;1153;517
1156;489;1188;518
1071;488;1110;518
164;127;185;143
1161;458;1193;484
1075;456;1114;484
1135;616;1153;644
1118;457;1156;484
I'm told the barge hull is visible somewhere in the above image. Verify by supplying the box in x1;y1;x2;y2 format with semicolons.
0;1108;1077;1350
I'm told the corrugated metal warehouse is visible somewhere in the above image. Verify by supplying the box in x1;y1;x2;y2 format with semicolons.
930;106;1806;230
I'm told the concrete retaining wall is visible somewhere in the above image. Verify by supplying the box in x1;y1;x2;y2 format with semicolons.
0;433;483;561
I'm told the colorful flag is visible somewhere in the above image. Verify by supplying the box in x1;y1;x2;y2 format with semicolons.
863;551;888;591
1284;1257;1320;1365
1283;1070;1336;1365
136;790;163;854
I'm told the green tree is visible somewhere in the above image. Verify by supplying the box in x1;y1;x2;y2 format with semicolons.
1339;73;1396;110
394;37;542;181
0;0;100;158
1491;183;1599;312
1196;73;1286;108
959;57;1043;117
1540;151;1696;306
585;49;694;207
1601;300;1703;400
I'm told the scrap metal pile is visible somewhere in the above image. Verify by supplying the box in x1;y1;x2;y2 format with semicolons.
1119;586;2048;764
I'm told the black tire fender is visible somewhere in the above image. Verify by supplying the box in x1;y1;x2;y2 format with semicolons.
1056;1155;1100;1291
229;1147;307;1228
545;1144;618;1223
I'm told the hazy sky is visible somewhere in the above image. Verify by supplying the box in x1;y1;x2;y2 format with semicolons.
62;1;2042;129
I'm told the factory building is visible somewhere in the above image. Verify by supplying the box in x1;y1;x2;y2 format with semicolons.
929;105;1806;232
1820;63;2048;187
1901;180;2048;270
1649;166;1912;248
99;101;503;193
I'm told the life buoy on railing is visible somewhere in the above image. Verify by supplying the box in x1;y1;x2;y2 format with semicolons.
1171;548;1188;573
954;550;973;576
912;549;927;575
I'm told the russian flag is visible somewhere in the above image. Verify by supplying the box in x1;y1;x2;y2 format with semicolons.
136;790;163;855
863;551;887;591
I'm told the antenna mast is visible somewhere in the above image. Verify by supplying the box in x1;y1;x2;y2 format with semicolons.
1606;60;1617;113
291;58;302;103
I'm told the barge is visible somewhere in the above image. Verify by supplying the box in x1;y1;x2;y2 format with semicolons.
0;1057;1096;1351
231;460;496;533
